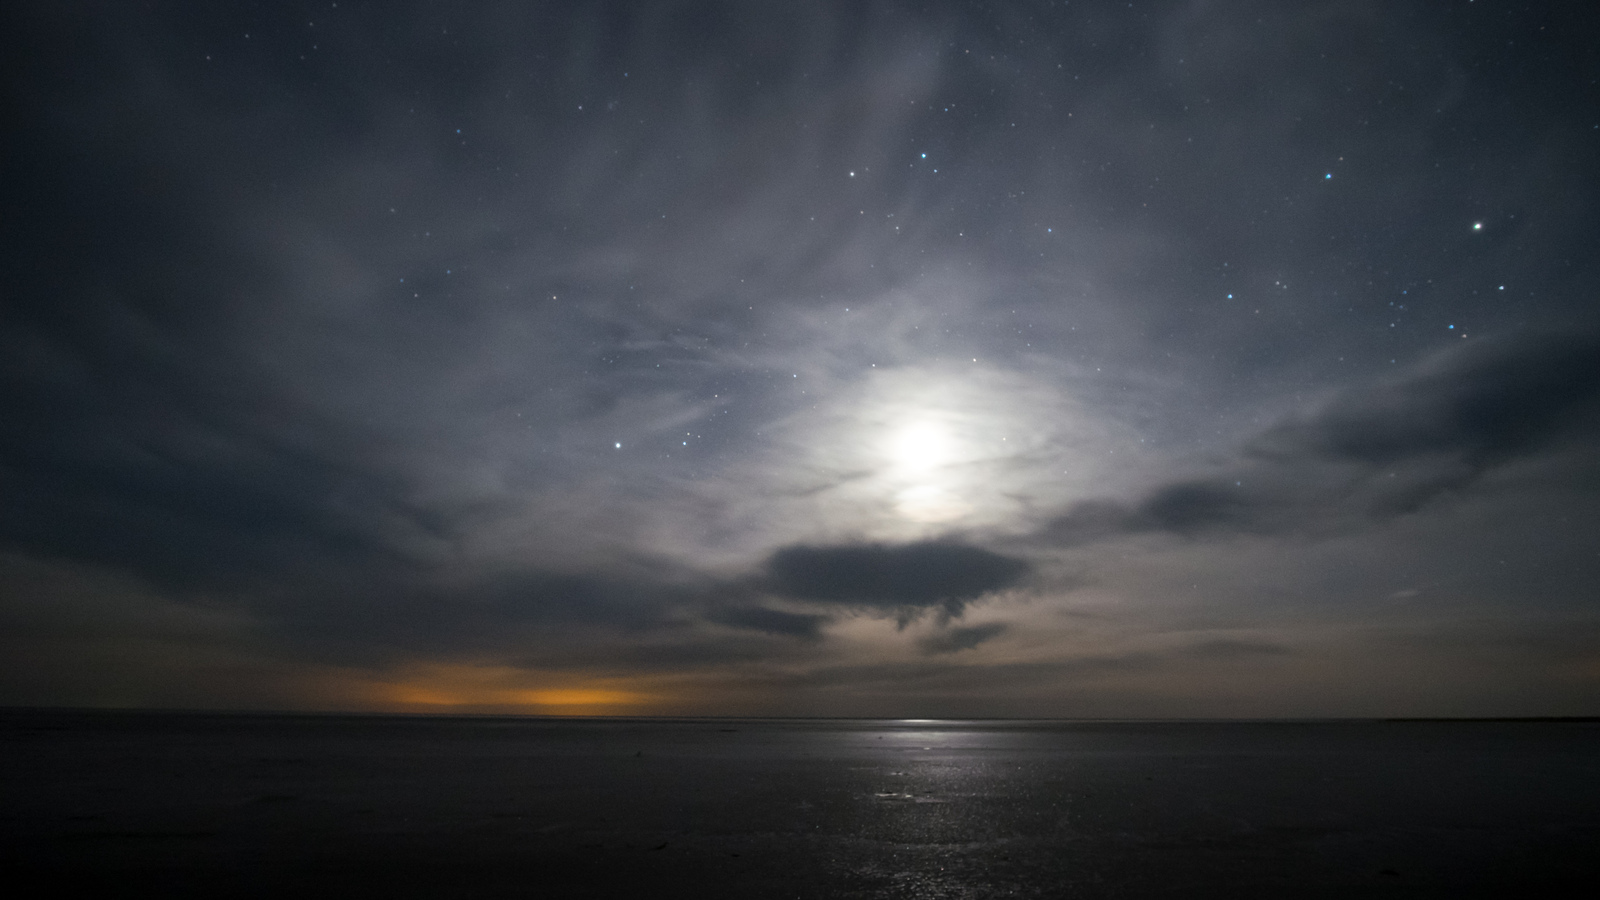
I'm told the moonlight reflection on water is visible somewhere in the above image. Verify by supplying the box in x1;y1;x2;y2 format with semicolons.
3;712;1596;898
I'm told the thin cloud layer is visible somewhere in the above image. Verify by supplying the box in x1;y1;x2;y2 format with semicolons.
1251;331;1600;468
1043;332;1600;544
918;622;1009;655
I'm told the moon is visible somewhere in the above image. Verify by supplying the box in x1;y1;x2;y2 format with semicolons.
882;418;970;522
889;420;954;474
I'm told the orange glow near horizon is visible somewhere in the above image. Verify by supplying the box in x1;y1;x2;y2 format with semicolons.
369;664;666;715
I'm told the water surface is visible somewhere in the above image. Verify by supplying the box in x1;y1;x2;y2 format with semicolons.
3;711;1595;897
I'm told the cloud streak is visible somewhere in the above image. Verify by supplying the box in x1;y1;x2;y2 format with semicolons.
1042;332;1600;545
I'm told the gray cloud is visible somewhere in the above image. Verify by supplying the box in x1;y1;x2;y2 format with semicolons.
0;404;440;592
1249;331;1600;468
1044;331;1600;545
706;605;829;641
1178;638;1292;660
765;541;1030;621
918;622;1008;655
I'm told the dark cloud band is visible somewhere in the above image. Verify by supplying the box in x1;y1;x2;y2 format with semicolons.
1045;331;1600;546
765;540;1029;614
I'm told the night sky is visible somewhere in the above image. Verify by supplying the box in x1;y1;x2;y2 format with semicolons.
4;1;1598;717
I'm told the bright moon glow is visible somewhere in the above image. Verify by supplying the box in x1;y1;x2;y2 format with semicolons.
884;418;970;522
891;421;953;473
775;363;1117;537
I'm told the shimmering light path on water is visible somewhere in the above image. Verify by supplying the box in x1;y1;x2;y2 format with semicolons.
4;712;1596;897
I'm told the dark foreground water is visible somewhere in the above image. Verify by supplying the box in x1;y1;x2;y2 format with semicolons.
2;712;1596;898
